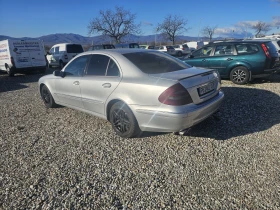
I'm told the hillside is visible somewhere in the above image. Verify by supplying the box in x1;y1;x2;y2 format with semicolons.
0;33;213;46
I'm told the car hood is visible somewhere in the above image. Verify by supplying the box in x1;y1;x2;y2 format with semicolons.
148;67;212;81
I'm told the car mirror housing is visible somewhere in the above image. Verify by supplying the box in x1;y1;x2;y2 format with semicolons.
188;54;194;58
53;70;65;77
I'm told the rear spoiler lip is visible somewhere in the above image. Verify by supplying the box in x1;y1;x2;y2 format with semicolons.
178;69;215;81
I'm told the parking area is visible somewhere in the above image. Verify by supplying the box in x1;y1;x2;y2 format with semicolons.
0;69;280;209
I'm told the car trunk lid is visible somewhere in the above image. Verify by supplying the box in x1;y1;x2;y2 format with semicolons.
149;67;221;104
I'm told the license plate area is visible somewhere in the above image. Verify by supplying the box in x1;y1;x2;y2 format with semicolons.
198;80;216;96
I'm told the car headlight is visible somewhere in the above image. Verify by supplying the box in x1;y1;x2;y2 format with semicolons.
213;70;221;83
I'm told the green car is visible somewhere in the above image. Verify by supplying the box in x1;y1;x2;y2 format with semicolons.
182;40;280;84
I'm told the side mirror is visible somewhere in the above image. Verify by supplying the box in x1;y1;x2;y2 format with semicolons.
278;50;280;53
188;54;194;58
53;70;65;78
46;51;51;55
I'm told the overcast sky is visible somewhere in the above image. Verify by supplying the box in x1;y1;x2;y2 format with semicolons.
0;0;279;38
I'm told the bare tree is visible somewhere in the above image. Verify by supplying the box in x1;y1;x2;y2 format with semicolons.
156;15;189;45
88;6;141;44
251;21;271;37
201;26;217;42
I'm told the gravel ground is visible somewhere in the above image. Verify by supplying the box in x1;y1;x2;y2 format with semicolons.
0;69;280;209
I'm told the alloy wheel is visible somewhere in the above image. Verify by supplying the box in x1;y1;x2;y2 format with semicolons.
232;69;247;83
112;109;130;133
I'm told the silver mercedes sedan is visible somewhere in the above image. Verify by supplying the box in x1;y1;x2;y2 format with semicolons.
39;49;224;138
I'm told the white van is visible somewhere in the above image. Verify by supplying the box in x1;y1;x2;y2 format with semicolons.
0;39;47;76
185;41;205;50
46;43;84;69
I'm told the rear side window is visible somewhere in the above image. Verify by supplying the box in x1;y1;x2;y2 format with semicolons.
123;52;190;74
86;54;110;76
235;44;259;54
148;46;155;49
66;44;84;53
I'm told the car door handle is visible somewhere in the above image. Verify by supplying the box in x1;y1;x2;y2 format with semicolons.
227;58;233;61
73;81;79;85
102;83;111;88
202;59;207;62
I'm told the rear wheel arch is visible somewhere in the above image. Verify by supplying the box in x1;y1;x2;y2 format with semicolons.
106;99;123;120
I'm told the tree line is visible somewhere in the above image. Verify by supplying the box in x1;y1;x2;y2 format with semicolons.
88;6;277;45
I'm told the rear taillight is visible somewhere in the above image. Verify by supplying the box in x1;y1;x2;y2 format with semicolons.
158;83;193;106
11;57;15;65
182;48;185;50
261;43;270;58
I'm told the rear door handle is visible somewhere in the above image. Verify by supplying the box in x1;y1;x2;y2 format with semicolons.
202;59;207;62
102;83;111;88
73;81;79;85
227;58;233;61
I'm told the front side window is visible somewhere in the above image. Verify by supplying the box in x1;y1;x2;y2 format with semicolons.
214;45;233;56
123;51;190;74
54;47;59;54
86;54;110;76
192;46;214;57
64;55;89;76
50;48;55;54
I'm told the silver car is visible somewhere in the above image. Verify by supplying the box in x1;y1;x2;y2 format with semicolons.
39;49;224;138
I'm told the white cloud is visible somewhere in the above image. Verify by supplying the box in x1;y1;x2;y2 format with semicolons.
272;16;280;27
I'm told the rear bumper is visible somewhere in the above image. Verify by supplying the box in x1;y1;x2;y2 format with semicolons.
132;90;224;132
12;65;46;72
252;66;280;78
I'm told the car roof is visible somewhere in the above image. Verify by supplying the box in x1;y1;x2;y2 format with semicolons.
79;48;151;56
209;40;272;45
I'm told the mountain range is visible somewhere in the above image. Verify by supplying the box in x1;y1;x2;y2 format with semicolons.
0;33;223;47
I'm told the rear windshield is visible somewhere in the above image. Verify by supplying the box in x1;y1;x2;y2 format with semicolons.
67;44;84;53
123;52;190;74
265;42;278;55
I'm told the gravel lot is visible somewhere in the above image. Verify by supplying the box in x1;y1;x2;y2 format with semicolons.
0;69;280;209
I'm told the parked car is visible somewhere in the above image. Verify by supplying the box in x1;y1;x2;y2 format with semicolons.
46;43;84;69
88;44;115;51
139;45;155;49
115;43;140;48
185;41;205;50
172;44;191;56
0;39;46;76
182;40;280;85
39;49;224;138
155;45;177;56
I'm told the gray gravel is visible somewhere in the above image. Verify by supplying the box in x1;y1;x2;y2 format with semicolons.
0;69;280;209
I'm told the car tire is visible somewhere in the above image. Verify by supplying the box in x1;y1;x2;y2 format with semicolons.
48;62;52;68
177;51;182;57
6;66;15;77
230;66;249;85
109;101;141;138
40;85;57;108
59;60;64;69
